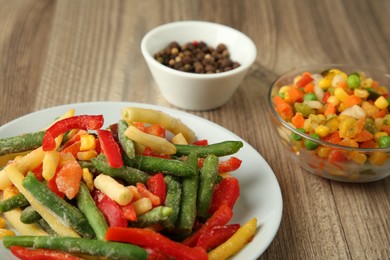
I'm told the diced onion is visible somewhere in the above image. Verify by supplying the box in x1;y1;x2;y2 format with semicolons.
340;105;366;119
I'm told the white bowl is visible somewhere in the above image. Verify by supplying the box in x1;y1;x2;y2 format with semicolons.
141;21;257;110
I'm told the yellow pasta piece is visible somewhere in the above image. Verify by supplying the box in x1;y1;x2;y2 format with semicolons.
124;126;176;155
82;168;94;191
0;147;45;190
4;165;80;237
94;174;133;206
121;107;195;143
132;197;152;215
208;218;257;260
0;151;29;168
42;150;60;181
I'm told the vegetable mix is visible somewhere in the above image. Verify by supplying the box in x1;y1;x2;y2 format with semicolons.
273;68;390;178
0;107;257;260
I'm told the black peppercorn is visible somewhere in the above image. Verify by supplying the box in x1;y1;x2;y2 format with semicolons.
154;41;240;74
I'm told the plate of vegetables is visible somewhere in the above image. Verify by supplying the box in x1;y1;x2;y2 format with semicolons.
0;102;282;260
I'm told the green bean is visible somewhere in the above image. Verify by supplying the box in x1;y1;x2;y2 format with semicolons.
124;155;195;177
118;120;135;159
174;141;243;157
176;153;199;234
22;172;95;239
197;154;218;219
3;236;147;260
20;206;41;224
77;182;108;240
129;206;173;228
0;193;29;214
163;175;182;230
3;236;35;248
77;160;98;174
38;219;57;236
91;154;150;184
0;131;45;156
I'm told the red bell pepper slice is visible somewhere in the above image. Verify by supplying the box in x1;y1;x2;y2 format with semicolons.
97;129;123;168
31;163;44;181
192;139;208;146
147;173;167;204
147;249;171;260
208;176;240;214
92;190;127;227
182;204;233;247
217;157;242;173
196;224;241;251
105;227;208;260
295;71;313;88
198;157;242;173
142;147;170;159
43;115;104;151
60;141;81;158
10;246;82;260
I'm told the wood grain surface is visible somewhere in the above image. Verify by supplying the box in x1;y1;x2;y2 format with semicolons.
0;0;389;259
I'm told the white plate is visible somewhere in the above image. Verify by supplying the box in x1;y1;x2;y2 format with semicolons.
0;101;283;260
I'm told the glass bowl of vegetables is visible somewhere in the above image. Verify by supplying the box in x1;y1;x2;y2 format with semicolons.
268;64;390;182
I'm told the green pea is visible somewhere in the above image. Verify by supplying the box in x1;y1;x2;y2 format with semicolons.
378;136;390;148
290;128;306;141
304;93;317;101
347;74;360;89
304;133;320;150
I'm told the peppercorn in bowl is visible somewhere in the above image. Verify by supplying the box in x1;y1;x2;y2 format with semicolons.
268;64;390;182
141;21;256;111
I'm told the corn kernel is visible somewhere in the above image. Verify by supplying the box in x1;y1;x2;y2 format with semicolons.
353;89;369;99
325;117;340;133
77;150;98;161
317;147;331;158
379;86;388;95
279;85;291;94
374;96;389;109
334;87;349;102
319;78;332;89
0;229;15;239
362;101;379;117
374;131;388;141
348;151;367;165
315;125;330;137
327;96;340;107
80;134;96;151
82;168;94;191
369;152;388;166
0;217;6;228
317;114;326;123
361;78;373;88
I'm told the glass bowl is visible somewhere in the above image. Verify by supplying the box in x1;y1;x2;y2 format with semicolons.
268;64;390;182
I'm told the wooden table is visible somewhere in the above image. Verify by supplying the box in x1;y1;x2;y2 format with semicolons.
0;0;389;259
